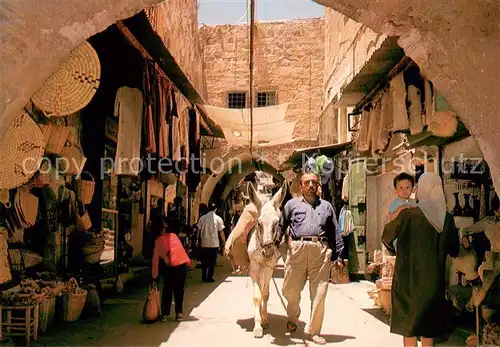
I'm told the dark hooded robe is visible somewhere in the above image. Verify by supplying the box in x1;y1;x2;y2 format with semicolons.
382;208;459;337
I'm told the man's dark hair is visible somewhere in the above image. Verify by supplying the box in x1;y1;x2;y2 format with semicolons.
209;202;218;211
393;172;415;188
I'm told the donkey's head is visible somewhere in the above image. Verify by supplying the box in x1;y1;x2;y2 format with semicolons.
247;181;287;258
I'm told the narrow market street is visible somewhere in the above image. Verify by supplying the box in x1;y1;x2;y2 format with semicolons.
28;259;466;347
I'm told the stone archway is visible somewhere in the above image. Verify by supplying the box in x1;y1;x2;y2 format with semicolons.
314;0;500;194
200;153;283;204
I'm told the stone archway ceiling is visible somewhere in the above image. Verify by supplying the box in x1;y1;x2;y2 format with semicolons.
0;0;163;139
314;0;500;195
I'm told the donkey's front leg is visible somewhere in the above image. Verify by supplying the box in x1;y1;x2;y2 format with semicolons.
260;267;273;330
252;278;264;338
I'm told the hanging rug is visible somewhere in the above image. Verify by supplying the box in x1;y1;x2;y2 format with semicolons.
0;112;44;189
31;41;101;116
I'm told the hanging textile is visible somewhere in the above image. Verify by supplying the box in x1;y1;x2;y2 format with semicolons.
158;78;170;159
170;88;181;162
390;73;409;132
341;171;350;202
114;86;143;175
338;205;354;237
188;108;200;167
423;78;434;127
143;61;157;154
408;85;424;135
374;90;394;155
357;108;370;152
370;102;382;159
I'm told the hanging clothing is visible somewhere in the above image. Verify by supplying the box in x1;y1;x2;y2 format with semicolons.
341;171;350;202
375;90;393;155
390;73;409;132
408;85;424;135
357;109;370;152
114;86;143;175
143;62;157;154
338;205;354;236
171;89;181;162
423;78;434;127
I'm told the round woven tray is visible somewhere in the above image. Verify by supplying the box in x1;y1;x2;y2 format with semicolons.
0;112;44;189
31;41;101;116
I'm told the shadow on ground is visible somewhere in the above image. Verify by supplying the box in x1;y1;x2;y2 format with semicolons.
30;261;232;346
237;313;356;346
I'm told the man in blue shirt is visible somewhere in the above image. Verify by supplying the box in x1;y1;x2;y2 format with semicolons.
276;172;344;345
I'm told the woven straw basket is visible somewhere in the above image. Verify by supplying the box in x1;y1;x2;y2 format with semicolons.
76;211;92;232
31;41;101;117
0;112;44;190
61;279;88;322
41;121;70;155
75;172;95;205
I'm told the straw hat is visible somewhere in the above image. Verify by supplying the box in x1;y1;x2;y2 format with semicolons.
31;41;101;116
0;112;44;189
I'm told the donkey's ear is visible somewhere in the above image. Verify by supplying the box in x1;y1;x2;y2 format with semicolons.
272;181;288;209
247;182;262;210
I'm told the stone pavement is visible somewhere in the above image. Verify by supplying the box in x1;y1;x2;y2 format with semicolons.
28;258;467;347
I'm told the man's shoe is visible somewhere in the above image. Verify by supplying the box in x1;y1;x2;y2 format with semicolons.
206;278;215;283
160;315;170;322
176;313;184;321
310;335;326;345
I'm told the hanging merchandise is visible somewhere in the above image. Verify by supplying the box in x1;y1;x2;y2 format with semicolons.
0;227;12;284
407;85;424;135
0;112;44;190
374;90;394;155
31;41;101;116
143;61;157;154
171;89;181;162
74;171;95;205
390;73;409;132
338;205;354;236
41;117;70;155
59;113;86;176
187;107;201;193
114;86;143;176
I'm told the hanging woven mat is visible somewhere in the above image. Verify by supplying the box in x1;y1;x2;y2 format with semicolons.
31;41;101;117
0;112;44;190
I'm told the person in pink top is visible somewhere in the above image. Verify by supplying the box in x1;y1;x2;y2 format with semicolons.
151;216;191;322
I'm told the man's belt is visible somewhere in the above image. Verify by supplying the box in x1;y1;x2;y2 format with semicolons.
291;236;328;242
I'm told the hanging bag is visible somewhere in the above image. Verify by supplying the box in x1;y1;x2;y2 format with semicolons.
75;171;95;205
142;282;161;323
75;201;92;232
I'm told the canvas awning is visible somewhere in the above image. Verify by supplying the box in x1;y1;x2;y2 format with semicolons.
203;103;297;147
281;141;353;170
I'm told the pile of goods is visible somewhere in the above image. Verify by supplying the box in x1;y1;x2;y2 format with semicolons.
60;278;88;322
483;323;500;346
82;232;105;264
0;279;64;306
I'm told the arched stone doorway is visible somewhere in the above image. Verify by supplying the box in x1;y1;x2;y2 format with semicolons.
200;153;283;204
1;0;499;193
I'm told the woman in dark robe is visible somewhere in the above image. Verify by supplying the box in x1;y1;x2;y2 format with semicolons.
382;172;459;347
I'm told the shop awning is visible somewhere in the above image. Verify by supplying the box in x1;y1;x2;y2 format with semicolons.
118;12;224;138
332;36;406;109
203;103;297;147
281;141;353;170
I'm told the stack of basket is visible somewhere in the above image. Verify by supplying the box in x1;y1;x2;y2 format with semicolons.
82;233;105;264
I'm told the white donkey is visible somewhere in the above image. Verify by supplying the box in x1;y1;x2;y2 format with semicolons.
246;182;287;338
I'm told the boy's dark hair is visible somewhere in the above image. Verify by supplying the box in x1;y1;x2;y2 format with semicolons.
393;172;415;188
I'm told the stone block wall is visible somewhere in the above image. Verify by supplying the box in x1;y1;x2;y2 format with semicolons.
200;18;325;142
146;0;206;97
